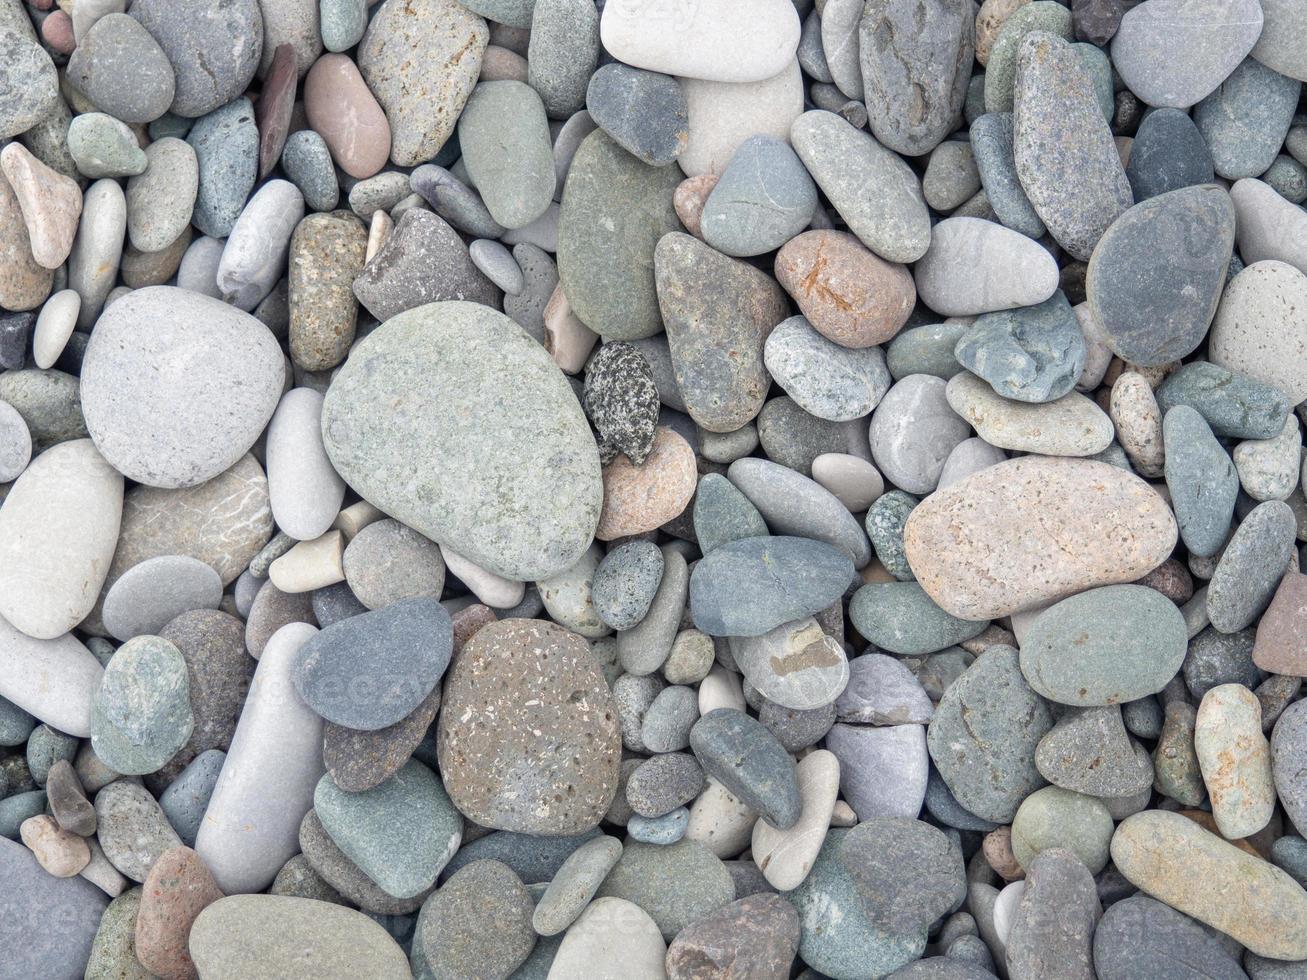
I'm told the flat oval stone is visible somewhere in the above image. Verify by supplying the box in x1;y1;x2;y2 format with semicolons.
265;387;345;541
1194;57;1301;181
869;374;971;495
592;839;734;941
1125;107;1216;201
415;859;535;979
1210;260;1307;404
859;0;973;156
1006;849;1099;980
1093;894;1248;980
293;597;452;731
0;438;122;640
1088;184;1234;366
1111;810;1307;960
729;618;850;712
585;63;688;168
955;291;1086;402
773;230;916;348
689;536;855;638
548;897;666;977
790;110;931;263
764;316;891;422
927;646;1054;822
0;618;103;738
1020;585;1187;706
557;129;681;340
970;112;1046;239
914;216;1059;317
458;80;555;229
125;137;199;253
186;98;258;238
1164;404;1239;558
1110;0;1263;108
95;779;184;883
701;136;816;256
67;14;175;124
0;836;107;979
1010;785;1114;873
850;582;989;655
101;555;222;641
1232;176;1307;279
1012;32;1133;260
1157;360;1291;441
190;894;410;978
655;233;788;433
591;541;663;632
906;455;1175;620
1207;499;1298;632
728;457;872;567
751;748;838;891
437;619;620;834
598;0;800;84
691;708;801;829
321;302;600;582
80;286;283;489
356;0;486;167
837;653;933;725
826;722;929;821
314;759;460;899
129;0;262;117
945;371;1113;457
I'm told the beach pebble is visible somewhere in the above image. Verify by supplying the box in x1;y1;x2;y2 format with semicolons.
825;721;930;821
186;98;258;238
729;617;850;712
101;555;222;641
914;216;1058;317
1194;57;1301;181
67;14;175;124
700;136;816;257
870;374;971;495
679;63;805;177
1206;499;1298;632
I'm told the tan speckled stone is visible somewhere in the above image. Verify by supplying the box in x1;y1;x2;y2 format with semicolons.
288;211;367;372
903;456;1177;620
0;163;53;311
20;814;91;877
1194;684;1274;840
1109;372;1164;478
975;0;1031;64
595;426;697;540
437;618;621;834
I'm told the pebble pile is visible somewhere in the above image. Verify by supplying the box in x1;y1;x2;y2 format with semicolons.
0;0;1306;977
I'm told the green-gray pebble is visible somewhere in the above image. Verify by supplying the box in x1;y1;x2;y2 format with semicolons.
1163;405;1238;558
850;582;988;656
67;112;148;178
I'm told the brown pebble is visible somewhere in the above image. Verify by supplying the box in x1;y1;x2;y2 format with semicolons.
255;43;297;180
288;210;367;371
774;230;915;349
975;0;1031;64
673;174;719;240
595;426;698;540
135;846;224;980
1253;572;1307;676
0;143;83;270
41;9;75;54
983;826;1025;881
1134;558;1194;605
479;44;529;82
46;759;97;836
303;53;391;180
20;814;91;877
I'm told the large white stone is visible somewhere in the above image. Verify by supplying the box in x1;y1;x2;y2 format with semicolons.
195;622;324;894
678;60;804;177
0;614;104;737
0;439;122;639
1230;178;1307;277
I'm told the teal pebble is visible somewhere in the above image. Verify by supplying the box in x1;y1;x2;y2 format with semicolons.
321;0;369;52
865;490;917;581
849;582;988;656
627;807;689;845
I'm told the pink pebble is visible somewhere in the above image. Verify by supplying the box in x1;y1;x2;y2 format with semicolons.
41;9;75;55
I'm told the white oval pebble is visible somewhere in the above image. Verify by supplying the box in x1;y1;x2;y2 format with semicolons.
266;388;346;542
752;749;839;891
216;179;305;311
32;289;80;370
441;544;526;609
68;178;126;329
811;453;884;512
0;615;104;738
100;554;223;641
267;530;345;593
469;238;525;295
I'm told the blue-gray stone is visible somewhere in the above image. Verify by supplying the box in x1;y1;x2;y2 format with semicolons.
281;130;340;213
701;136;819;257
627;807;689;845
187;97;258;238
66;14;175;125
410;164;505;240
591;540;664;632
594;839;734;941
130;0;262;117
787;829;927;978
689;536;855;637
440;830;601;885
970;112;1046;238
762;315;891;422
585;63;687;168
927;646;1054;822
850;582;989;656
1194;57;1302;180
689;708;801;829
692;474;769;555
1125;108;1215;201
1163;405;1238;557
954;291;1085;402
0;836;108;979
1086;185;1234;366
312;581;367;629
1093;894;1246;980
26;725;77;787
1075;41;1114;122
293;597;453;731
624;752;703;818
0;694;35;747
91;635;194;777
1155;361;1292;439
1034;705;1153;797
886;322;968;381
1207;500;1298;632
321;0;368;52
924;770;998;832
840;817;966;934
866;491;918;581
0;791;47;840
315;759;462;900
158;748;225;847
640;686;699;754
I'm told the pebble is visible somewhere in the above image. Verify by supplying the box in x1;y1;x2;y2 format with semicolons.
812;453;884;513
0;29;58;140
101;555;223;642
66;112;148;179
1185;626;1263;698
1157;360;1292;441
95;779;183;883
583;342;660;465
216;179;303;311
547;896;666;978
1;143;81;271
690;708;801;829
693;473;769;554
1093;894;1247;980
839;817;965;933
528;0;599;118
280;132;339;214
790;110;931;263
90;634;193;777
129;0;261;117
689;536;854;637
1005;849;1099;980
0;836;108;977
535;544;607;639
0;169;53;312
986;2;1074;112
1110;0;1263;108
700;136;815;257
763;316;891;423
1195;683;1275;839
321;302;599;581
665;893;800;979
46;758;96;836
67;13;174;124
955;291;1085;403
437;619;619;834
416;859;535;978
1195;57;1301;181
158;749;225;847
886;322;967;381
850;582;988;655
265;388;345;540
80;287;282;488
1035;704;1154;797
729;618;850;712
532;835;622;936
190;895;409;978
928;646;1054;821
1254;572;1307;674
21;813;91;876
914;216;1058;317
595;838;735;941
625;752;704;818
1088;185;1235;366
774;230;915;349
729;457;871;566
1125;107;1216;201
1207;499;1298;632
0;438;122;641
591;541;664;631
678;62;805;177
1013;32;1132;260
946;371;1114;457
1164;404;1239;557
458;81;555;229
870;374;971;495
125;137;198;254
598;0;799;83
595;426;696;540
656;233;788;433
185;98;258;239
585;63;687;168
32;289;79;370
787;829;926;979
1112;810;1307;959
1210;260;1307;405
970;112;1046;239
826;721;930;821
195;623;323;895
134;845;223;979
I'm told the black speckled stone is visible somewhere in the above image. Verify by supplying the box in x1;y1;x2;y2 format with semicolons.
583;342;660;465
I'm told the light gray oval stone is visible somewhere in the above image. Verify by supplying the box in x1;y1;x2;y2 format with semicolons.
764;316;891;422
101;555;222;642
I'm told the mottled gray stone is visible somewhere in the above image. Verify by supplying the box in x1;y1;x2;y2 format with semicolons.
763;315;891;423
130;0;262;117
67;14;174;124
1194;57;1302;180
701;136;818;257
1207;500;1298;632
955;291;1085;402
1035;705;1154;797
1164;405;1239;558
1125;108;1216;200
1156;361;1292;440
186;98;258;238
869;374;970;495
690;708;801;829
